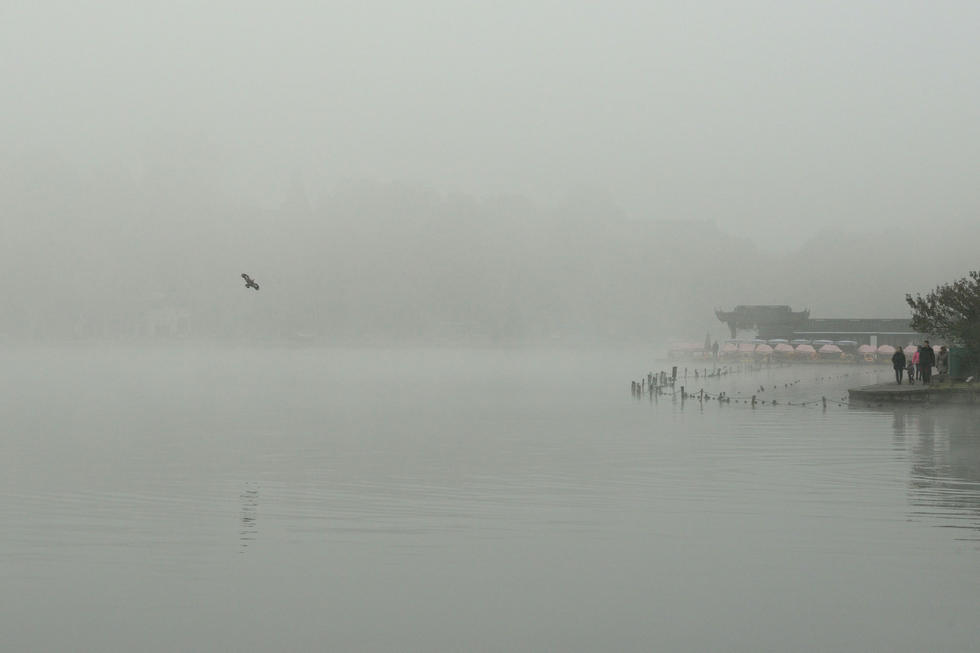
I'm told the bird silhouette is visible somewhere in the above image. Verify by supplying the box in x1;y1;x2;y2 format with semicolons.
241;273;260;291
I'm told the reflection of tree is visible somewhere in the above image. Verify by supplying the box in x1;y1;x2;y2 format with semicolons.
893;408;980;540
240;483;260;553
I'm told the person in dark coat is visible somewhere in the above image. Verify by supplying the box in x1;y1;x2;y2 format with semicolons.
891;347;906;385
919;340;936;384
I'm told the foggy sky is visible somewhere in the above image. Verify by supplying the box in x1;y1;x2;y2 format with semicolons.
2;1;978;342
5;2;979;229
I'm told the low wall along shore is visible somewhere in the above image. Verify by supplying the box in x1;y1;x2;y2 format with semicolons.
848;382;980;404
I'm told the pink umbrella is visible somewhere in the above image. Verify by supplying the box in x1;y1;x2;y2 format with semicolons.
796;344;816;354
721;342;738;353
738;343;755;353
857;344;876;354
877;344;896;355
819;344;843;354
755;344;774;354
774;343;794;353
904;345;917;355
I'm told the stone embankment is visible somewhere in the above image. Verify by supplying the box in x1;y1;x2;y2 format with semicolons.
848;382;979;404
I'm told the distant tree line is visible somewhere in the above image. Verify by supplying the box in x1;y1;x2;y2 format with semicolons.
3;147;979;344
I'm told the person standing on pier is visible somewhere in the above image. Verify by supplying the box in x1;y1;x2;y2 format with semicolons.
919;340;936;384
891;346;906;384
937;345;949;378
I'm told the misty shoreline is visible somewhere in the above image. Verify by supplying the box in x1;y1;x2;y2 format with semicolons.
7;177;977;347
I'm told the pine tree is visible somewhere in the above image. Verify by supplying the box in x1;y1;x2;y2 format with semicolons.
906;271;980;353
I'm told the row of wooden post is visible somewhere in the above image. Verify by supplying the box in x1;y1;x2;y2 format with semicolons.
632;361;775;402
632;365;741;399
631;364;831;409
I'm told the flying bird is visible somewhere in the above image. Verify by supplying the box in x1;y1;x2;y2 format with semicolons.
241;273;260;291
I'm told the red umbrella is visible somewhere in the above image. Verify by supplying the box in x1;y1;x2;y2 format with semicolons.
857;344;876;354
796;344;816;354
819;344;843;354
774;343;794;353
755;344;774;354
877;344;896;355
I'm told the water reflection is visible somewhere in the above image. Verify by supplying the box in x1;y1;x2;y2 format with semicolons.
886;407;980;541
239;482;259;552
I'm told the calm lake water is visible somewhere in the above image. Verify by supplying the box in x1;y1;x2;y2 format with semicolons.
2;347;979;651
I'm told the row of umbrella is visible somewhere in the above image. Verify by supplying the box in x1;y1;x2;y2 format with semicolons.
872;344;941;356
685;342;940;356
719;342;836;354
719;343;930;355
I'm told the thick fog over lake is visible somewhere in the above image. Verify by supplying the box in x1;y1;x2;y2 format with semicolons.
4;3;980;652
3;1;980;344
